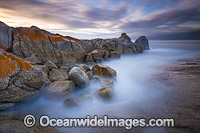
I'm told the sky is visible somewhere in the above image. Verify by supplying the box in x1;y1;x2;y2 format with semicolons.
0;0;200;40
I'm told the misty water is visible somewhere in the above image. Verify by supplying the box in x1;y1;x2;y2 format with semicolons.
6;40;200;132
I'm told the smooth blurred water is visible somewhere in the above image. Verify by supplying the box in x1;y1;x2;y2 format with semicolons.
6;40;200;131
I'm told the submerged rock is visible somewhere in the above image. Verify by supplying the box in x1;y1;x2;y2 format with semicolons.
101;80;114;88
77;94;93;102
92;64;117;79
95;87;112;99
69;67;89;88
63;98;79;107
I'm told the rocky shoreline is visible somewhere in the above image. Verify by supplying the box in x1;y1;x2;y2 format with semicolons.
0;21;149;111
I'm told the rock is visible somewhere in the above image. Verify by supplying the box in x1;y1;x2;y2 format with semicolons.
101;80;114;88
75;64;90;72
0;21;13;50
37;65;49;74
120;33;131;41
0;49;43;110
12;26;86;65
25;53;42;64
45;81;74;97
49;69;68;82
68;67;89;88
86;53;94;63
59;65;70;73
77;94;93;102
135;36;149;50
95;87;112;99
63;98;79;107
92;65;117;79
86;71;93;79
109;51;120;59
0;115;59;133
92;75;101;82
45;60;58;70
90;49;104;62
41;72;50;86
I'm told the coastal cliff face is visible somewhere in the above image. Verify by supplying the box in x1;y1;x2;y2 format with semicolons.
0;21;149;65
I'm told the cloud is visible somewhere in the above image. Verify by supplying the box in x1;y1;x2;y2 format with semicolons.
0;0;199;40
120;3;200;39
84;6;127;21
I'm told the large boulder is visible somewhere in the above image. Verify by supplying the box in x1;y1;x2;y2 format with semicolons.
12;26;86;65
69;67;89;88
135;36;149;50
0;49;43;110
45;80;75;97
92;65;117;79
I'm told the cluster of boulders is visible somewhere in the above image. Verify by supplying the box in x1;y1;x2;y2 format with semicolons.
0;21;150;110
36;60;117;107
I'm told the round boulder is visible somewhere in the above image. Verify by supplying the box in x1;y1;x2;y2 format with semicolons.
68;67;89;88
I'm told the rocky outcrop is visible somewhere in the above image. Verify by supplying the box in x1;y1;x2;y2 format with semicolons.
0;21;149;66
135;36;149;50
0;49;43;110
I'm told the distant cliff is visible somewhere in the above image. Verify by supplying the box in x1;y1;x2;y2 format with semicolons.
0;21;149;65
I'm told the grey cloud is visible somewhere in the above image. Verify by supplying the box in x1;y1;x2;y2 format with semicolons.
84;6;127;21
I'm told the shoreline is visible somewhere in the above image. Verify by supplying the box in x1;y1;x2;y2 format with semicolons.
154;56;200;133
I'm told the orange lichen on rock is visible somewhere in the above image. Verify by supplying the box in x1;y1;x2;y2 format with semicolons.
0;50;33;78
64;36;80;42
14;28;49;41
49;34;65;43
0;51;17;78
